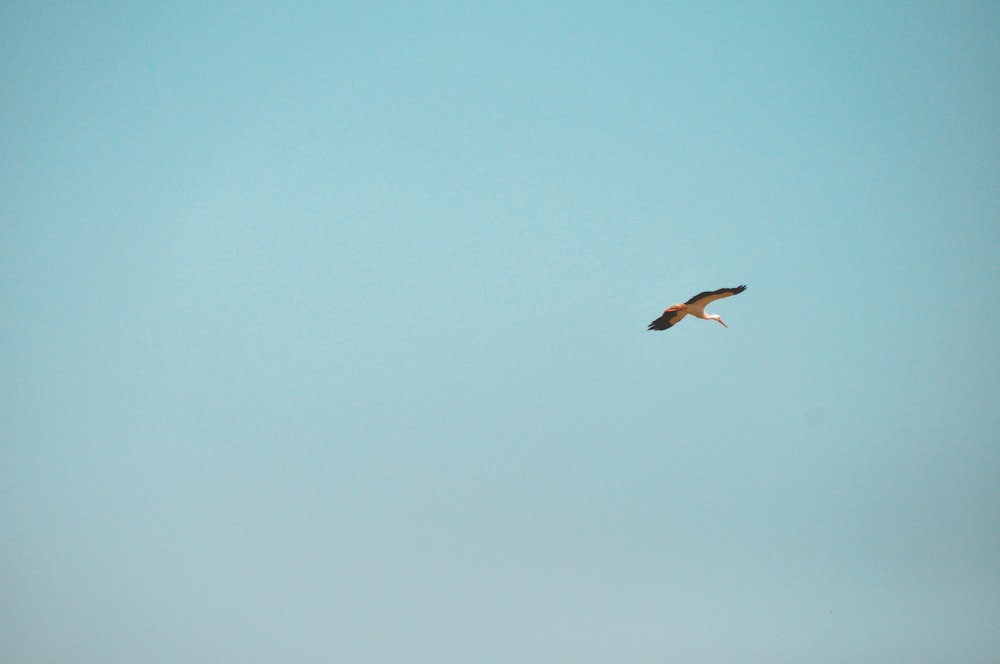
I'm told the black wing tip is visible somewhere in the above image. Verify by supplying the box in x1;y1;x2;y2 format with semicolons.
720;284;748;294
647;319;673;331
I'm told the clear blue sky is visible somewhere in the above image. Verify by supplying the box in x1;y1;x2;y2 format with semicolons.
2;2;998;662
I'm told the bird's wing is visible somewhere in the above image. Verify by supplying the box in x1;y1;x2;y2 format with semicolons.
685;284;747;307
648;308;686;331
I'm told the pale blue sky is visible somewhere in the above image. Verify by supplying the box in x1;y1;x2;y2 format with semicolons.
2;2;999;662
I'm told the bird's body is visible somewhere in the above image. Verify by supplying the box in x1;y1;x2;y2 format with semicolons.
648;285;747;331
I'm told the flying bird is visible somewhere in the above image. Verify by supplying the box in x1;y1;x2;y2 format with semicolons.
648;285;747;331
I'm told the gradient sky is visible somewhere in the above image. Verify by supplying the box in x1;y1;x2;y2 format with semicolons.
2;2;999;662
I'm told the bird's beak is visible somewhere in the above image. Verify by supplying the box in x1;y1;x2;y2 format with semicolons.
717;318;728;328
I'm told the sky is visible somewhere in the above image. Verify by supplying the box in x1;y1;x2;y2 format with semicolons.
1;2;998;662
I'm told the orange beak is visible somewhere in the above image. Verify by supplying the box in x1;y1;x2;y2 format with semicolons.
717;318;728;328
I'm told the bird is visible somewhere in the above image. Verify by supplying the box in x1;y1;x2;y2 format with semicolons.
648;285;747;331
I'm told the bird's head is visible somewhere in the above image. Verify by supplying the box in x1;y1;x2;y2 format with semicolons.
712;315;728;328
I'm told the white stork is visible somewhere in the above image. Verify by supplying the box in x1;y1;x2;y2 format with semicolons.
648;285;747;331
